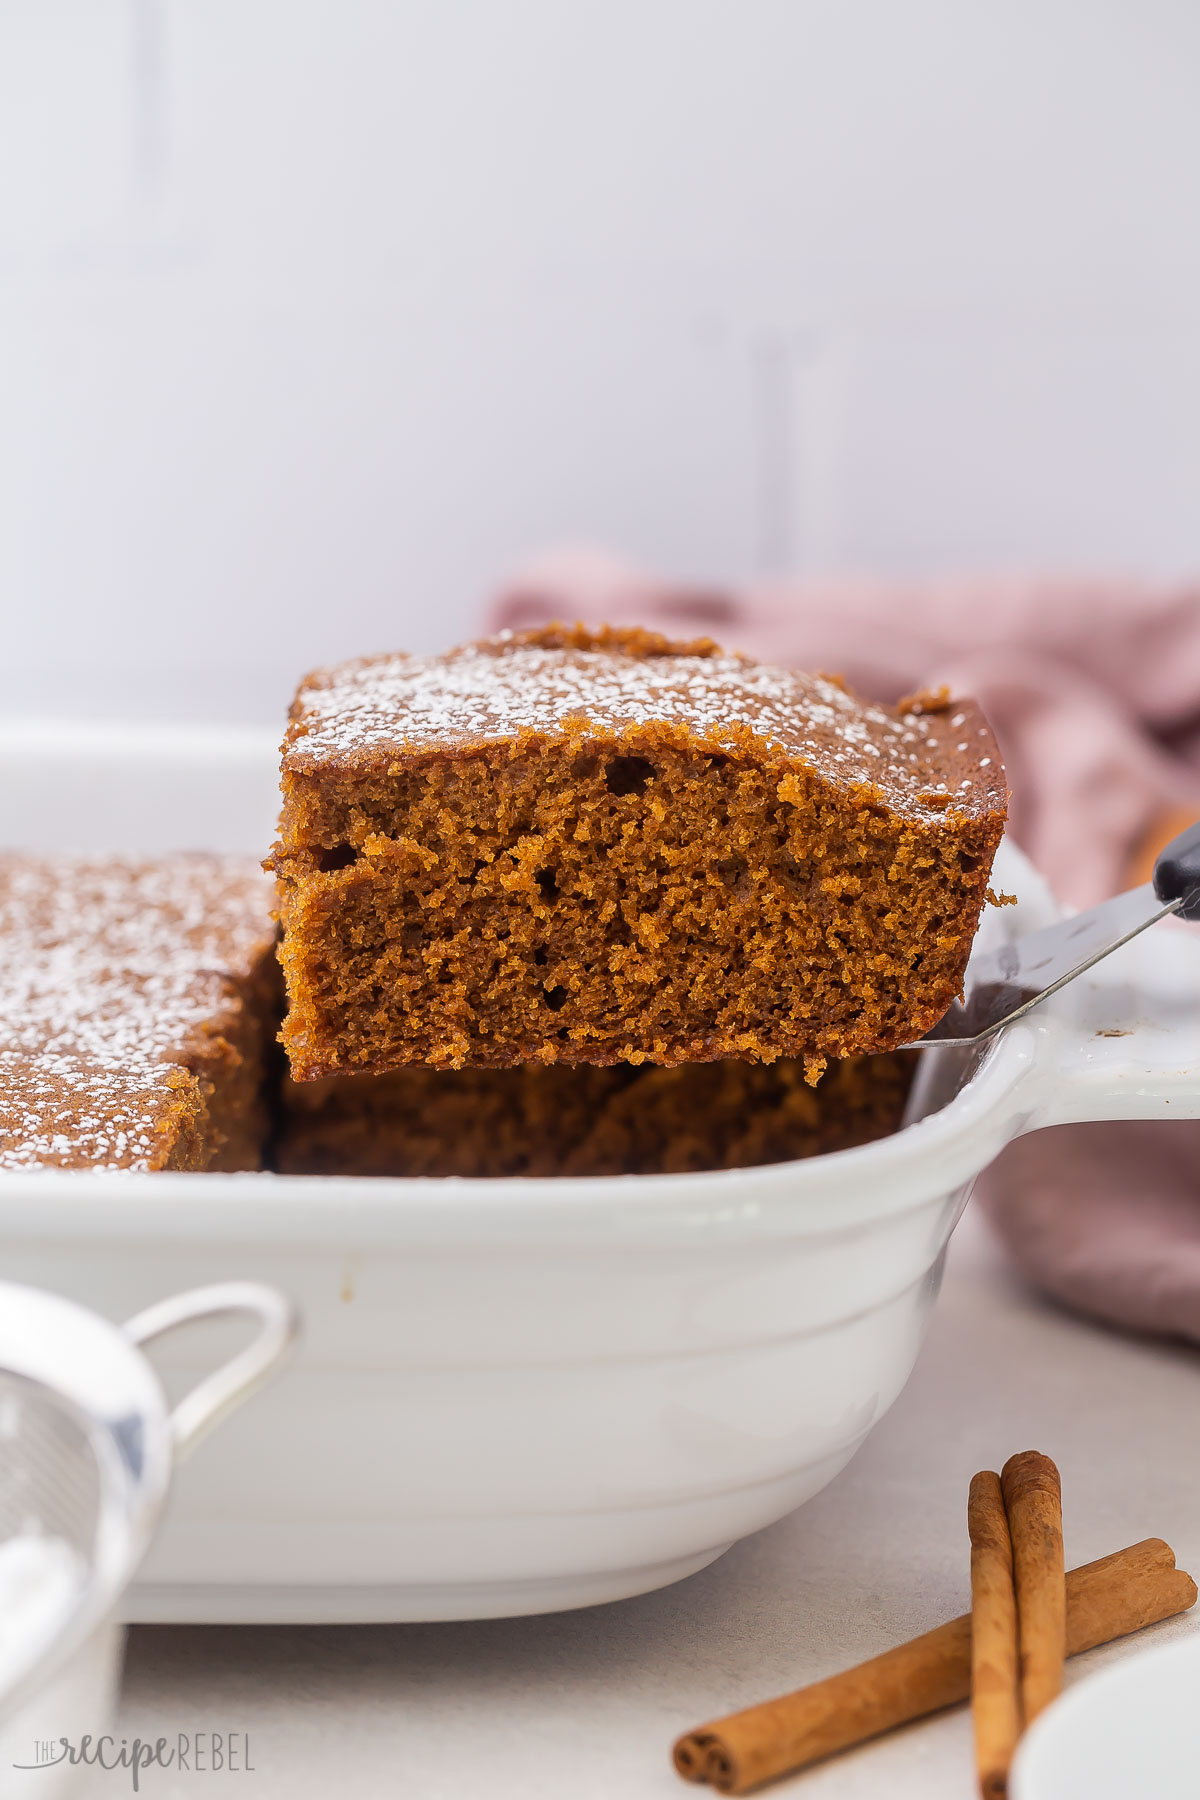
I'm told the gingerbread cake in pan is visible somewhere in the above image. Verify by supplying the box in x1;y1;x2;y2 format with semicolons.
272;625;1006;1083
276;1052;914;1180
0;854;278;1172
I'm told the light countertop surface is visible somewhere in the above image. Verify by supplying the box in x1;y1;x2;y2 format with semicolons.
108;1204;1200;1799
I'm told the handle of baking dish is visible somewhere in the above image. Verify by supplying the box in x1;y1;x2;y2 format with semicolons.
1018;919;1200;1131
123;1282;300;1463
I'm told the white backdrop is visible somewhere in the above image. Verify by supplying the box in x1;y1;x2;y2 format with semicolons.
2;0;1199;723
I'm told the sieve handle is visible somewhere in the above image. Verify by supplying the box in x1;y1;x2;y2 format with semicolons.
122;1282;299;1463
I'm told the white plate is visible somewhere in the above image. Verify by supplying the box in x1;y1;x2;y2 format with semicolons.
1012;1633;1200;1800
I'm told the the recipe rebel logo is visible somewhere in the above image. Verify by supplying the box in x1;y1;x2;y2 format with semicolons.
13;1732;254;1790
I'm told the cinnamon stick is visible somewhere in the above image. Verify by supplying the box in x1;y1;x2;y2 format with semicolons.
968;1471;1020;1800
672;1539;1195;1794
1001;1451;1066;1724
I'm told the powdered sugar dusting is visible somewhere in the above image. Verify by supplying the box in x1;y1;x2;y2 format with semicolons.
284;635;1004;819
0;855;276;1172
0;1051;185;1171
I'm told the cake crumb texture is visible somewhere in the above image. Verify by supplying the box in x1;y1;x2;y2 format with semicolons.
273;625;1008;1080
276;1051;914;1179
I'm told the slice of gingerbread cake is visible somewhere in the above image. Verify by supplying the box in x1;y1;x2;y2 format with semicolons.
0;854;278;1172
272;624;1007;1082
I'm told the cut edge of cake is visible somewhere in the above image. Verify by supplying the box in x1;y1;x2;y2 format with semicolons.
0;854;280;1173
271;626;1008;1084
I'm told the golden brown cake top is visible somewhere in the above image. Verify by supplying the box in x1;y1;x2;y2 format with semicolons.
0;854;276;1172
283;625;1005;820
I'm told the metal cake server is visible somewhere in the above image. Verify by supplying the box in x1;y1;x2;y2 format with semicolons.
907;818;1200;1049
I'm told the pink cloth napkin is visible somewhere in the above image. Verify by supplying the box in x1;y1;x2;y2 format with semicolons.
484;549;1200;1343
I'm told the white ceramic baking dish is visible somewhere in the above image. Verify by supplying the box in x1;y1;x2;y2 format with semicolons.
1;722;1198;1624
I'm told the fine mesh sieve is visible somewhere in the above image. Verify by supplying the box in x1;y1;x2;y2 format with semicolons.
0;1374;101;1561
0;1281;298;1751
0;1369;117;1791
